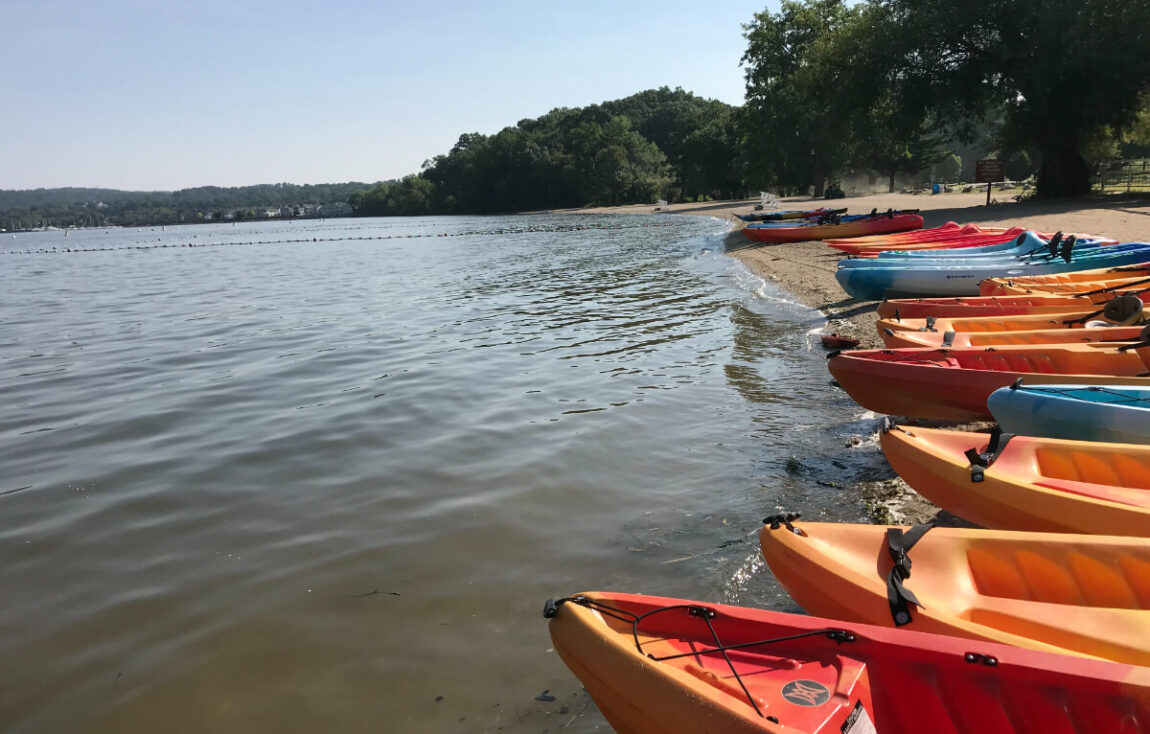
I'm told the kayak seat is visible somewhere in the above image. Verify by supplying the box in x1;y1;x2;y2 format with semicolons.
967;546;1150;609
1036;447;1150;489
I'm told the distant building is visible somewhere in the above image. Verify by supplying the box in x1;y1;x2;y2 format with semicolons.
320;202;351;217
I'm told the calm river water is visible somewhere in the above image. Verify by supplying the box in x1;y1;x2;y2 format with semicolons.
1;214;882;732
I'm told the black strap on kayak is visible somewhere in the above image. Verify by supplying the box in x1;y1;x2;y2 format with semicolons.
1060;235;1076;263
918;316;937;332
886;524;934;626
542;595;855;721
1045;232;1064;258
964;427;1015;482
763;512;802;532
941;331;956;347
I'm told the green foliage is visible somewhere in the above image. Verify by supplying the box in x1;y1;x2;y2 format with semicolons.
878;0;1150;197
932;153;962;183
418;91;716;213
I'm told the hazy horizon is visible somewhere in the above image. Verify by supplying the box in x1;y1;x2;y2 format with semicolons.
3;0;773;191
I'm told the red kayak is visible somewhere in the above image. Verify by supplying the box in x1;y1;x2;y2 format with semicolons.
744;212;923;244
828;223;1024;255
875;290;1150;320
546;591;1150;734
827;342;1150;420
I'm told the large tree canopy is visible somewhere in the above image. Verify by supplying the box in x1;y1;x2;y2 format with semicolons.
877;0;1150;197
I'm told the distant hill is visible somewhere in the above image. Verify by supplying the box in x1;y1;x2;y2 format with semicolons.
0;182;374;228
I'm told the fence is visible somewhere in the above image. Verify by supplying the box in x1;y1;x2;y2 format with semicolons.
1095;159;1150;194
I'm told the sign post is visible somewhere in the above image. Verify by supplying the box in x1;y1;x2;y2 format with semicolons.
975;159;1005;206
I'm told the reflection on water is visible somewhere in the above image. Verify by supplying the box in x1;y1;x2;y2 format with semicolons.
1;214;882;733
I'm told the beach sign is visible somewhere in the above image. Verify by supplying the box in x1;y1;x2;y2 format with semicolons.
976;159;1006;205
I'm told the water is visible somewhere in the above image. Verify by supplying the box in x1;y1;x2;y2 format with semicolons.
1;215;883;732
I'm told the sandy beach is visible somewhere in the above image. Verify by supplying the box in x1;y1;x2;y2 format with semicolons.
575;190;1150;523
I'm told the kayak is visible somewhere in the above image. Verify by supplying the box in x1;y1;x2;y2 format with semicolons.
880;423;1150;534
991;274;1150;296
759;520;1150;664
877;293;1149;336
836;243;1150;300
826;342;1150;421
745;212;923;244
988;381;1150;444
981;263;1150;295
836;232;1118;265
545;590;1150;734
878;323;1144;349
874;292;1146;321
735;208;842;223
826;222;1019;254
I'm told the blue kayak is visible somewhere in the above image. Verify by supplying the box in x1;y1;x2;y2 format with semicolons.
836;240;1150;299
838;240;1128;268
988;380;1150;444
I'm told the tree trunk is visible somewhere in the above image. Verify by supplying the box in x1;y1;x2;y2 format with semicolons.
812;163;827;198
888;171;896;193
1037;145;1090;198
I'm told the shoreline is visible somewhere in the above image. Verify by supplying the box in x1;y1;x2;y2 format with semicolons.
572;190;1150;524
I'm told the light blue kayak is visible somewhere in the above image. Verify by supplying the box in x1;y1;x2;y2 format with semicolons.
838;233;1124;268
836;243;1150;299
988;380;1150;444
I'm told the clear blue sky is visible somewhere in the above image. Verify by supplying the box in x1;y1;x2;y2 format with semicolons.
2;0;775;191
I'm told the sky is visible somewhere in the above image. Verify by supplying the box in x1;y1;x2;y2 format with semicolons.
1;0;775;191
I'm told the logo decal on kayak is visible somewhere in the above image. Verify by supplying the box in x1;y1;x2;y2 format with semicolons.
781;679;831;706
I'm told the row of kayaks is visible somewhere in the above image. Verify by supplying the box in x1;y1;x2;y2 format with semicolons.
739;207;925;243
829;221;1150;300
545;215;1150;733
548;520;1150;733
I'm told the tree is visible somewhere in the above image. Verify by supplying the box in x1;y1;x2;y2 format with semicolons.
880;0;1150;198
741;0;865;196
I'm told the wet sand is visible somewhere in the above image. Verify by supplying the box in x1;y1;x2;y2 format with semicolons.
572;190;1150;523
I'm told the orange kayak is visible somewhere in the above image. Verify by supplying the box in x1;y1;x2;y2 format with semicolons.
874;291;1145;320
827;343;1150;420
989;274;1150;296
878;294;1148;336
759;520;1150;664
546;590;1150;733
880;424;1150;535
878;323;1145;349
827;224;1020;255
981;263;1150;295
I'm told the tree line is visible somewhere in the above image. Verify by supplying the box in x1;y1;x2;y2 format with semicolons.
0;183;371;229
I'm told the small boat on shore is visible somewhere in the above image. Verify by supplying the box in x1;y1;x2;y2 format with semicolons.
881;423;1150;534
545;590;1150;733
759;520;1150;664
735;207;842;222
989;380;1150;444
827;340;1150;421
875;291;1148;320
878;322;1144;349
981;263;1150;295
744;210;923;244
